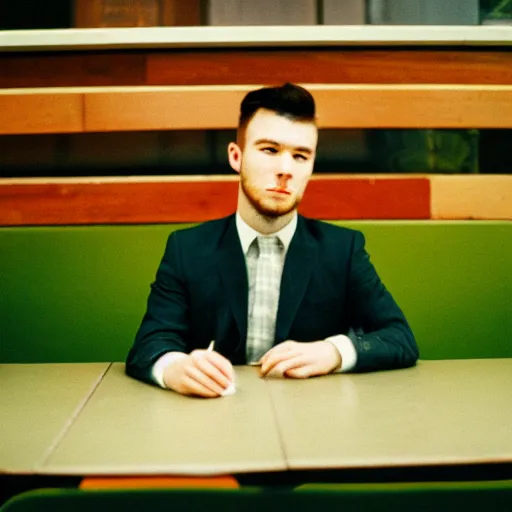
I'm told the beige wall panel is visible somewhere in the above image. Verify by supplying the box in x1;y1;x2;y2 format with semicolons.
369;0;479;25
431;175;512;220
0;92;83;135
207;0;317;26
323;0;365;25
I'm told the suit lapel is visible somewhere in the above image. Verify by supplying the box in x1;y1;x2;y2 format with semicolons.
217;216;248;340
276;216;317;343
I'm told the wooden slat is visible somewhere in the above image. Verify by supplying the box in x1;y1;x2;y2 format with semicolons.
2;84;511;135
82;84;512;130
0;176;430;226
74;0;189;28
0;179;238;225
2;50;511;89
3;175;510;224
84;87;244;131
431;175;512;220
313;85;512;129
74;0;103;28
0;92;83;135
161;0;202;26
300;176;430;220
85;84;512;131
146;50;512;86
0;52;147;88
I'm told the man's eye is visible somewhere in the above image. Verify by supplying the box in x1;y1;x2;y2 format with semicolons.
294;154;308;161
262;147;278;154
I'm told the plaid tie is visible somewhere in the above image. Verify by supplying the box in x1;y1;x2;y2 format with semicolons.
246;236;284;364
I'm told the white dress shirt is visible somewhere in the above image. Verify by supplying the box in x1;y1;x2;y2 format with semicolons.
152;213;357;388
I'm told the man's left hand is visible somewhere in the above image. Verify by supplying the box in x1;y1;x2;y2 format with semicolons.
259;340;341;379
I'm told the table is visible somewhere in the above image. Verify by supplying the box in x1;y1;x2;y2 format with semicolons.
43;365;285;475
1;360;511;477
269;359;512;470
0;363;108;473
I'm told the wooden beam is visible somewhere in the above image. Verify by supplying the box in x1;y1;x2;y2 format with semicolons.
0;176;430;226
4;174;511;225
84;86;243;131
146;49;512;87
2;50;511;89
431;175;512;220
314;84;512;129
0;91;83;135
84;83;512;130
0;52;148;88
2;84;511;134
161;0;201;26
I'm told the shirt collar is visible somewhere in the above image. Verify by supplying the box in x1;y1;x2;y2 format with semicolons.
236;211;297;255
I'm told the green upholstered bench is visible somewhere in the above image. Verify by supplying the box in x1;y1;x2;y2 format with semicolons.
2;484;512;512
1;221;510;363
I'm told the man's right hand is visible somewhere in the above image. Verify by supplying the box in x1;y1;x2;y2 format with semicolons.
163;349;234;398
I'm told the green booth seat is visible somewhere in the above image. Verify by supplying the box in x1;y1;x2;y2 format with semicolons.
2;483;512;512
1;221;510;364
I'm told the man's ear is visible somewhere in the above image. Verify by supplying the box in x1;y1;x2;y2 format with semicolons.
228;142;242;174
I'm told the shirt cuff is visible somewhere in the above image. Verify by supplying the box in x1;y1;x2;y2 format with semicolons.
151;352;188;388
325;335;357;373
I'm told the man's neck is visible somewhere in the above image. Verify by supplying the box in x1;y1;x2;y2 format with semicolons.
237;194;295;235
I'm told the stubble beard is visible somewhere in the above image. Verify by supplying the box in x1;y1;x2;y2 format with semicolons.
240;171;298;219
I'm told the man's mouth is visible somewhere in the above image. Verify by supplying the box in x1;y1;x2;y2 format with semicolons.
266;187;291;195
265;183;294;195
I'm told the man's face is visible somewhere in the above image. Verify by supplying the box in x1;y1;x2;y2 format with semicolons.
229;108;318;218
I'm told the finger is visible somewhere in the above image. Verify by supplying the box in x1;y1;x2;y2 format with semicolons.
259;341;296;369
260;341;293;362
285;365;322;379
260;351;292;376
260;350;301;376
181;375;219;398
266;355;308;379
193;354;233;389
190;350;235;382
205;351;235;382
185;365;225;396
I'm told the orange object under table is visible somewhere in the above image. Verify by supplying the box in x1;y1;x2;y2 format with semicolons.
80;476;239;490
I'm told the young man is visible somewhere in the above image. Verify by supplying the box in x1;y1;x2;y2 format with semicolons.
126;83;418;397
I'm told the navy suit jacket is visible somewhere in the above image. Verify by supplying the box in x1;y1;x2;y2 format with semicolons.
126;214;419;385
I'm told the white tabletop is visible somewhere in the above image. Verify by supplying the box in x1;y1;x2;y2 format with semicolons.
269;359;512;470
0;363;108;473
42;364;286;475
3;359;511;476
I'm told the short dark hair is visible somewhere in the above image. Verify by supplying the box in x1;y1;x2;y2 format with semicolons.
237;83;316;145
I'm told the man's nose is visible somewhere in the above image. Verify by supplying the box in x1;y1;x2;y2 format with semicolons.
277;152;294;178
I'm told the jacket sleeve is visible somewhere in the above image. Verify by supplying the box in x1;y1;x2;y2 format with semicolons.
346;231;419;371
126;232;189;385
